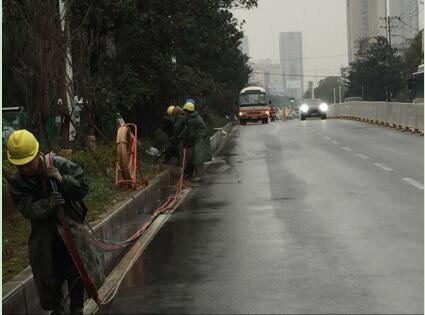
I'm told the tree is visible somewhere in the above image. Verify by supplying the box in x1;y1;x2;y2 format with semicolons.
303;81;314;99
67;0;255;133
3;0;68;148
313;76;345;104
395;30;424;102
346;36;404;101
4;0;257;142
402;30;423;77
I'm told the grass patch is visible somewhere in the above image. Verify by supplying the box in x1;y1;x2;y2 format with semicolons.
2;211;31;282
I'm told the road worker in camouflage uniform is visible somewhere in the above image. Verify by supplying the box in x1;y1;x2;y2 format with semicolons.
163;105;187;165
168;105;187;166
162;106;178;164
7;130;104;315
183;101;212;181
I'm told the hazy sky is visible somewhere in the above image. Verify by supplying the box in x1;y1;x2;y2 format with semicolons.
232;0;349;85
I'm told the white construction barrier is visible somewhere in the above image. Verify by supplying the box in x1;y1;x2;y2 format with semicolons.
328;102;423;131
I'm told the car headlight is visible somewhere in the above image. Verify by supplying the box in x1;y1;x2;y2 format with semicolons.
265;111;269;115
319;103;328;112
300;104;309;113
239;112;243;116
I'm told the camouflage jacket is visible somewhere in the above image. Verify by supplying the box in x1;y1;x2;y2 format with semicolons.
171;112;187;145
8;153;104;309
185;112;212;164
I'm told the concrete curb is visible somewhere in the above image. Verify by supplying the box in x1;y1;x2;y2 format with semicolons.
2;122;234;315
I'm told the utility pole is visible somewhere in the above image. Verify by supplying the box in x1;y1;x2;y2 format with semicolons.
379;15;399;102
312;82;315;100
333;88;336;104
58;0;76;143
338;85;342;103
380;16;399;48
312;70;317;100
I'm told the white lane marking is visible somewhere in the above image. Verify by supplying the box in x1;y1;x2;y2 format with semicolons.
374;163;393;171
341;146;353;151
324;136;331;140
402;178;424;190
332;141;340;145
354;153;370;159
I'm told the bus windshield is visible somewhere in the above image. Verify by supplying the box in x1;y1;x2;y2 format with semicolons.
239;92;267;107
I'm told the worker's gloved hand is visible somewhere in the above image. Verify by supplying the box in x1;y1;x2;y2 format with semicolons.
47;167;63;184
49;192;66;209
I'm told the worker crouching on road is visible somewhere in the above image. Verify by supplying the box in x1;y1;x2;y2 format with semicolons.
6;130;104;315
183;101;212;182
163;105;187;165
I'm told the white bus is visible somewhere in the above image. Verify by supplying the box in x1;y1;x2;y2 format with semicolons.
238;86;270;125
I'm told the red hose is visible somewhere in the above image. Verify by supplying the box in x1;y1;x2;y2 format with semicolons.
45;153;101;304
87;147;188;250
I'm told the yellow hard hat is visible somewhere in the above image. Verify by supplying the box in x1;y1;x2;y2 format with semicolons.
7;129;39;165
166;106;175;116
183;102;195;112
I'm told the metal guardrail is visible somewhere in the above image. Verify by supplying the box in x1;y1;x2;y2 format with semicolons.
327;102;424;131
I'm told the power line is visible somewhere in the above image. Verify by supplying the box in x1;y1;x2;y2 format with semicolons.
251;53;352;64
280;54;349;61
304;68;344;72
400;1;419;19
380;16;400;47
253;71;339;78
402;6;419;20
397;16;420;32
399;0;418;19
391;33;417;41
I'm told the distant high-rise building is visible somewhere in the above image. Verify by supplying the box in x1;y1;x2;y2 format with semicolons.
279;32;304;99
239;36;250;57
389;0;419;50
347;0;419;62
250;59;284;96
346;0;386;63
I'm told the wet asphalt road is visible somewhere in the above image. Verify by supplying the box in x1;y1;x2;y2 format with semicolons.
99;119;423;314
